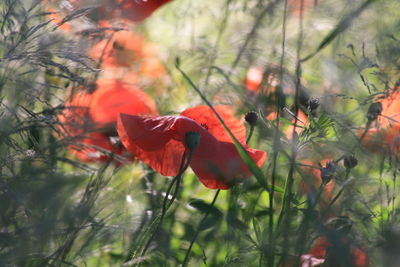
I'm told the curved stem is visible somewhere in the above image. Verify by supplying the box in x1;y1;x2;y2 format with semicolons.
246;125;254;145
140;150;193;258
182;189;221;267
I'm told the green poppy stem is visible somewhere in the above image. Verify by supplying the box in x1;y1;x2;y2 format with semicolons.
182;189;221;267
246;125;254;145
140;150;193;258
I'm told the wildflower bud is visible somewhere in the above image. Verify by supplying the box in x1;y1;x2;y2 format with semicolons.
185;131;201;150
327;216;353;235
320;161;337;184
343;154;358;169
307;97;320;111
367;102;382;121
175;56;181;67
245;111;258;126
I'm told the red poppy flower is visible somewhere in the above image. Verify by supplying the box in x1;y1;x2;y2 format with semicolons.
300;237;369;267
288;0;315;17
245;66;278;94
58;78;158;162
117;105;267;189
58;91;93;137
180;105;247;144
46;7;73;32
362;88;400;155
246;66;264;92
58;91;114;162
378;89;400;128
42;0;91;32
90;78;158;126
115;0;173;22
89;30;146;68
89;30;168;84
69;132;122;162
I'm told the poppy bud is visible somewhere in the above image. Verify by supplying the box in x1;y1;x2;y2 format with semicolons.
245;111;258;126
320;161;337;184
185;131;201;150
327;216;353;235
343;154;358;169
307;97;320;111
367;102;382;121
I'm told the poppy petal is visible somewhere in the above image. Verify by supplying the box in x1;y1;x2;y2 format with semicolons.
191;142;267;189
180;105;246;144
118;114;189;176
378;89;400;128
90;79;158;126
89;31;145;68
69;133;117;162
58;92;94;136
118;112;266;189
117;0;173;22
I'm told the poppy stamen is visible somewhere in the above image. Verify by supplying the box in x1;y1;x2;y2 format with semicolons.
200;123;209;130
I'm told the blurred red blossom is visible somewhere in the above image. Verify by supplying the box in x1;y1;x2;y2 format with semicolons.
89;29;168;86
300;236;369;267
44;0;172;28
297;158;336;214
117;105;267;189
288;0;315;17
362;88;400;155
114;0;173;22
58;78;158;162
90;78;158;125
245;66;278;94
378;89;400;128
89;30;146;68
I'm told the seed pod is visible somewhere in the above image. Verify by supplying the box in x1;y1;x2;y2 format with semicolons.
367;102;382;121
320;161;338;184
343;154;358;169
307;97;320;111
185;131;201;150
245;111;258;126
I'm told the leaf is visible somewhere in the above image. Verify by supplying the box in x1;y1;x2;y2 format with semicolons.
199;215;221;231
302;0;378;62
227;212;248;231
189;198;223;217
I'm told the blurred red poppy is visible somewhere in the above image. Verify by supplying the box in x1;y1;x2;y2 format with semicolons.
180;105;247;144
42;0;91;32
89;30;168;85
299;159;335;204
288;0;315;17
300;236;369;267
117;105;267;189
378;89;400;128
58;91;116;162
115;0;173;22
90;78;158;126
89;30;146;68
245;66;278;94
58;78;158;162
362;88;400;155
